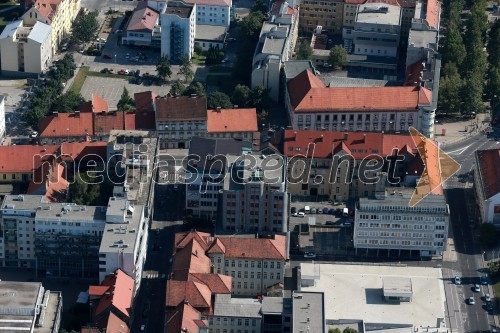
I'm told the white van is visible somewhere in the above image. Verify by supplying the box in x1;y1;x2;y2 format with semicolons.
305;206;311;214
342;207;349;217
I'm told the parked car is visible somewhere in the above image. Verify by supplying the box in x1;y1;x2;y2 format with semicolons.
298;212;305;218
468;296;475;305
323;207;329;214
135;69;141;77
311;208;317;214
304;206;311;214
328;208;336;215
481;276;488;285
304;252;317;258
325;221;335;225
124;69;130;75
485;294;491;302
291;207;297;214
108;69;114;73
454;276;461;285
474;284;481;292
100;68;109;73
340;222;352;228
103;54;112;59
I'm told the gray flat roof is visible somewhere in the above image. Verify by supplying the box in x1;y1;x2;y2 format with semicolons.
292;291;325;333
328;76;390;87
1;195;46;211
28;21;52;44
261;296;292;315
358;192;448;211
213;294;262;318
383;277;413;296
0;281;40;310
356;4;401;25
0;20;22;40
299;263;446;326
283;60;316;80
99;199;145;254
225;153;285;190
35;203;107;222
408;29;438;48
195;24;227;42
163;2;193;18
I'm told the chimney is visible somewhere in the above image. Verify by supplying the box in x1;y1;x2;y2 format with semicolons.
190;94;197;98
216;107;221;112
362;133;366;143
74;111;80;118
53;112;59;117
293;131;297;140
344;132;348;141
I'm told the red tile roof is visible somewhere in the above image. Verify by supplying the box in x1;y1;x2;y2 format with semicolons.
39;112;94;137
126;1;159;31
59;141;108;162
78;94;109;113
288;70;432;112
155;95;207;121
93;111;136;136
94;269;134;319
425;0;441;29
99;312;129;333
165;302;206;333
207;108;258;133
0;145;59;173
34;0;61;23
166;280;212;310
27;160;68;202
171;238;212;281
89;286;110;297
476;148;500;199
283;130;417;159
134;91;157;130
188;273;232;294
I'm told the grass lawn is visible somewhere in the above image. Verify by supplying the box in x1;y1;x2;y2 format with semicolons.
88;70;131;80
192;53;206;65
69;66;89;94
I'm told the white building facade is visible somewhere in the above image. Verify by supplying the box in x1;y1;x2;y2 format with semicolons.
0;20;52;76
354;193;450;257
473;148;500;226
0;96;5;143
192;0;231;26
160;0;196;62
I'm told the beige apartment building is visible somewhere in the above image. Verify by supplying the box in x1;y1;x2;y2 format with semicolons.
23;0;81;53
283;130;420;201
299;0;344;35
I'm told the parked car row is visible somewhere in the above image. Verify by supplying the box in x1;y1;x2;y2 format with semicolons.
291;206;352;217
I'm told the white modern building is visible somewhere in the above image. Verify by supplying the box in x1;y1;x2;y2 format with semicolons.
0;281;62;333
353;190;450;257
474;148;500;226
0;20;52;76
298;263;448;331
0;95;5;143
251;2;298;102
352;4;402;58
160;0;196;62
98;197;148;293
190;0;231;26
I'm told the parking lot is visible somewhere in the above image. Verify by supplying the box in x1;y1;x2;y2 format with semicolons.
80;76;170;108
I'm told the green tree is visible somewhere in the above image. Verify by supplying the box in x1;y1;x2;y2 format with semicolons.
461;72;485;115
489;20;500;68
328;45;348;69
438;63;463;114
170;82;186;96
194;43;203;55
206;46;222;65
69;172;111;206
297;40;313;60
329;329;341;333
117;87;135;111
343;328;359;333
441;25;466;68
250;85;270;111
70;10;99;45
480;223;498;248
240;11;265;40
487;67;500;114
207;92;232;109
53;91;85;113
179;55;194;83
183;81;205;96
231;84;252;107
251;0;268;15
156;55;172;81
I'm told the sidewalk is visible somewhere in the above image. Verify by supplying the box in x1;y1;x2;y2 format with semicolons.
434;113;490;146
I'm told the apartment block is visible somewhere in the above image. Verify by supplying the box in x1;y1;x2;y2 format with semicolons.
353;190;449;257
23;0;81;53
98;198;148;292
185;137;254;220
282;130;421;201
122;2;161;48
190;0;231;26
0;281;62;333
474;148;500;226
161;0;196;62
0;20;52;76
299;0;344;35
251;2;298;101
286;69;436;138
221;153;288;233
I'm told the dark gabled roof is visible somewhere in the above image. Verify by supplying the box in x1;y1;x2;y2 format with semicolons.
155;95;207;121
